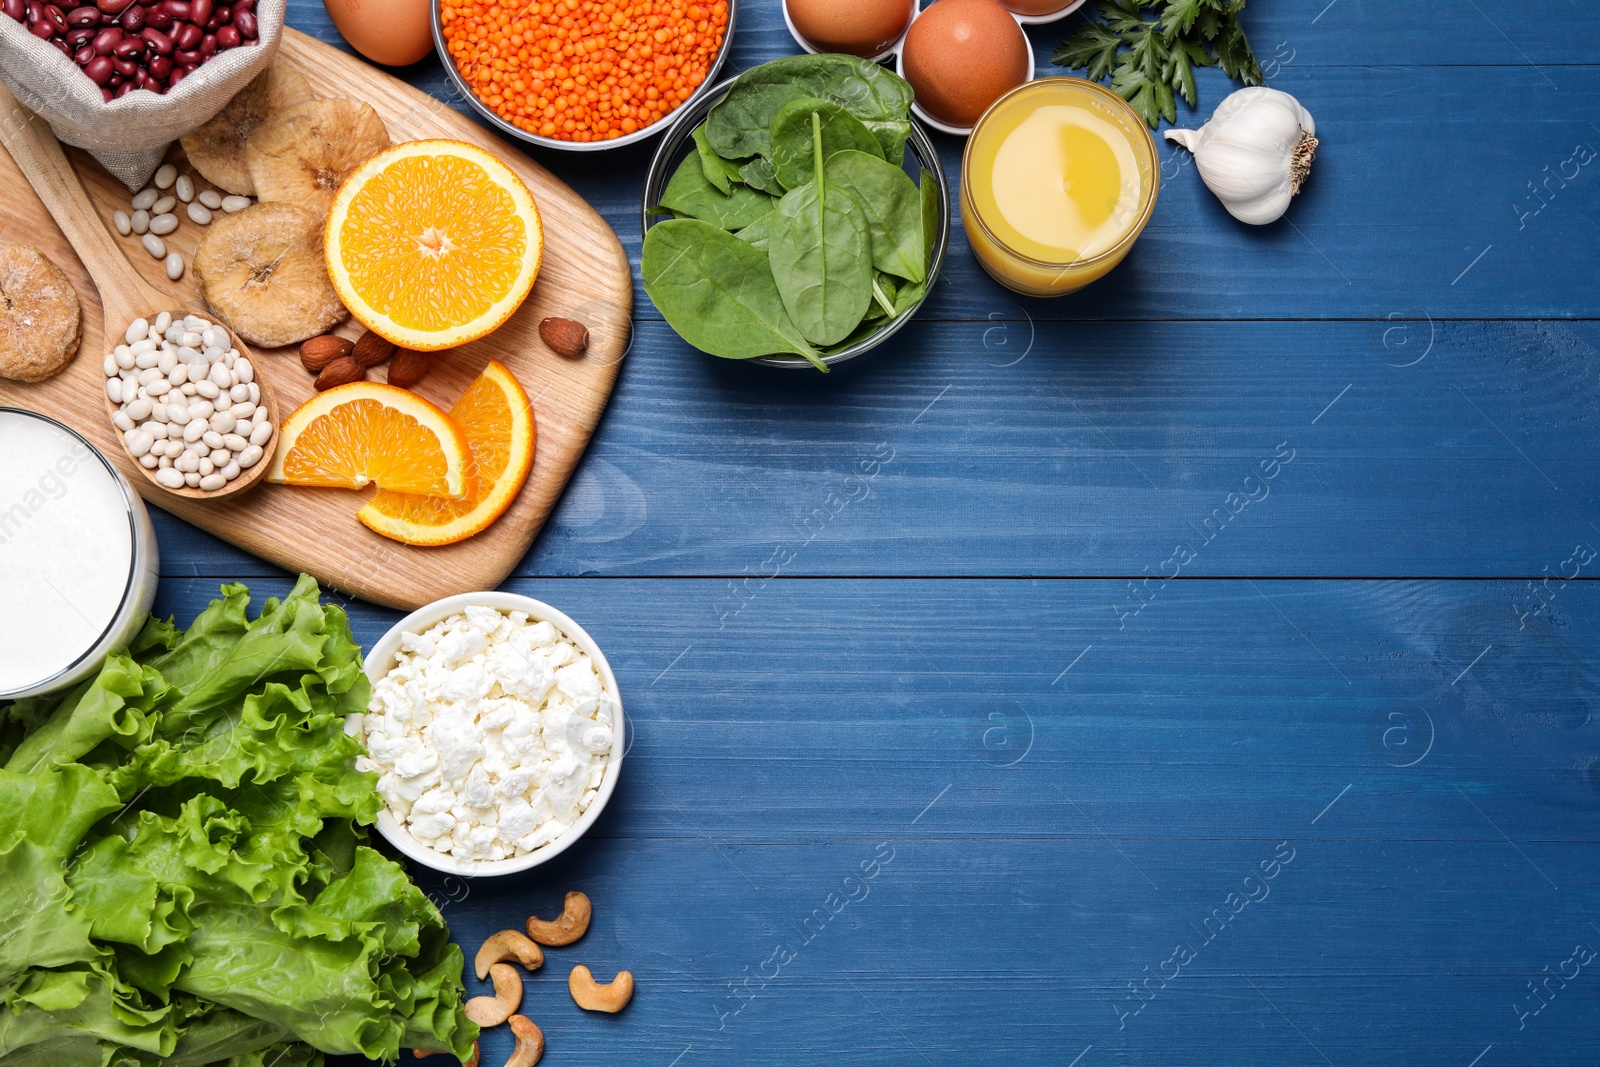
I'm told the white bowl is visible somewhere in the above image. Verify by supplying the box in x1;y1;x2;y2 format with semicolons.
350;591;625;878
895;1;1039;137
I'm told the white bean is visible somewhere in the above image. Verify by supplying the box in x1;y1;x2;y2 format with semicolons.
106;379;123;403
221;432;247;451
165;253;184;281
132;188;157;211
131;209;150;234
145;379;170;397
113;411;134;432
176;450;199;472
189;399;215;421
195;380;220;399
113;210;132;236
150;404;169;424
183;471;201;488
126;397;152;421
156;468;184;489
211;411;237;434
153;312;171;334
198;189;223;209
187;202;212;225
168;365;188;387
175;174;194;202
230;401;255;421
202;430;224;449
153;164;177;190
246;383;260;405
141;234;166;259
143;421;168;439
166;402;190;424
125;429;153;457
149;213;178;236
139;453;159;469
155;348;174;373
221;461;240;481
180;383;197;396
237;444;263;468
183;419;207;443
125;318;148;344
165;324;184;344
133;351;157;371
209;448;229;465
229;383;250;403
103;353;119;376
234;357;254;384
114;347;135;370
198;456;214;475
208;363;231;388
198;473;225;491
248;422;272;446
221;195;251;213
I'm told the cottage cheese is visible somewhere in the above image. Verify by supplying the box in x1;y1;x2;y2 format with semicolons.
359;606;616;862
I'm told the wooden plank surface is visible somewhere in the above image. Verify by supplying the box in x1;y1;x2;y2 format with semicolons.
0;28;631;609
150;576;1600;1067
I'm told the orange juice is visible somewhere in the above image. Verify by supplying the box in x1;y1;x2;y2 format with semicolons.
961;78;1158;296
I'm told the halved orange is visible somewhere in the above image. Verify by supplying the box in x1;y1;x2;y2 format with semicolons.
357;361;536;546
266;382;474;499
325;139;543;352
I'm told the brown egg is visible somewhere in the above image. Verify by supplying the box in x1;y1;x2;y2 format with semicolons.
900;0;1030;129
324;0;434;67
788;0;916;58
998;0;1074;17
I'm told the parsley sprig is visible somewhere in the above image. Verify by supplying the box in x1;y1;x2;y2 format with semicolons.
1051;0;1264;128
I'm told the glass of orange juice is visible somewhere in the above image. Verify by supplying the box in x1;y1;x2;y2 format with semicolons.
961;77;1159;297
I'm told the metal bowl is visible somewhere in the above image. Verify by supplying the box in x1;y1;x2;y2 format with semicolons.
641;76;951;369
430;0;738;152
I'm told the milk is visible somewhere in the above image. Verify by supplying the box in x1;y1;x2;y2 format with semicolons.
0;411;158;697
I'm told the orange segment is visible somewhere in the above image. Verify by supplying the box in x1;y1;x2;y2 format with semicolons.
325;139;543;351
266;382;474;499
358;361;536;546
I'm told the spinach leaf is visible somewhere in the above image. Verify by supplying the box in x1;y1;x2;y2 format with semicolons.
865;272;898;322
739;158;784;194
658;153;774;231
705;54;916;161
766;112;874;347
734;212;773;251
769;98;882;191
643;219;825;370
693;126;745;194
919;167;939;272
824;150;924;283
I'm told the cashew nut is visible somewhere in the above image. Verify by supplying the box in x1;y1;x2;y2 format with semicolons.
412;1044;478;1067
568;965;633;1013
464;962;524;1027
476;929;545;980
506;1015;544;1067
525;891;592;947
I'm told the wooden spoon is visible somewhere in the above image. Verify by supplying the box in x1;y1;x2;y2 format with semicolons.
0;84;277;501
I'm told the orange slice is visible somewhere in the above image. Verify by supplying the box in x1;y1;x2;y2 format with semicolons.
357;361;536;546
266;382;474;499
325;138;543;352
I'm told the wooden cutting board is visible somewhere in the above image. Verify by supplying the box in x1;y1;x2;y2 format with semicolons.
0;28;631;610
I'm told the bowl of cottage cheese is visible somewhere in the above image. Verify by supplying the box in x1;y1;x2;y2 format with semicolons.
352;591;624;876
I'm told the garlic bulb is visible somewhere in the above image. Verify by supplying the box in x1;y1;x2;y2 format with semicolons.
1164;87;1317;226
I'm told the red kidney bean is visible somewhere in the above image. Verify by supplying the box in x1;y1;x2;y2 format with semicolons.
111;55;135;74
83;54;112;81
147;52;170;76
114;80;134;97
142;5;167;25
66;25;92;45
202;8;219;27
231;7;251;36
118;3;141;28
154;0;184;16
2;0;22;16
229;0;247;10
91;25;119;50
173;46;198;63
138;24;168;51
167;64;185;85
94;0;132;13
73;42;93;61
112;35;142;56
198;31;214;53
188;0;206;21
171;19;196;46
27;14;53;35
51;34;71;52
213;21;235;46
64;4;96;23
40;1;64;28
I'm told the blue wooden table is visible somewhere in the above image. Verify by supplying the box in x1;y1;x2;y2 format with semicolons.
152;2;1600;1063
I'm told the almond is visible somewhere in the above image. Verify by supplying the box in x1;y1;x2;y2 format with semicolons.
301;334;353;373
539;316;589;358
352;330;397;367
387;348;431;389
315;356;366;390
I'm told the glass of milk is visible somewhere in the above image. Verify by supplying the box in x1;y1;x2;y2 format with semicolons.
0;410;160;699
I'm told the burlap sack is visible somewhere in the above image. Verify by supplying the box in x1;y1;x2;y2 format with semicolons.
0;0;283;190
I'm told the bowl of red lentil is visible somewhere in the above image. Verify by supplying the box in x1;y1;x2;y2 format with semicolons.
434;0;736;150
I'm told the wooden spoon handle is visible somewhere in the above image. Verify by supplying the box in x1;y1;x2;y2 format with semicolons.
0;82;148;306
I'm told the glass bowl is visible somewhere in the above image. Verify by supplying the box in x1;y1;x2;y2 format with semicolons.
431;0;738;152
641;75;951;369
